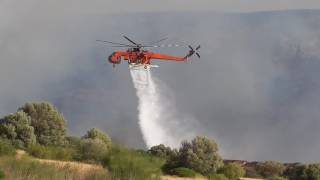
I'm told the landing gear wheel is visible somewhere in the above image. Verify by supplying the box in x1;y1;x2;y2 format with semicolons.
144;65;147;69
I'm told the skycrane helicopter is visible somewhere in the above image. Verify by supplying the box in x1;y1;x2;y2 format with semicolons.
97;36;200;69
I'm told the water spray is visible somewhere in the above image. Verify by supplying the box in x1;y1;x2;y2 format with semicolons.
130;65;197;148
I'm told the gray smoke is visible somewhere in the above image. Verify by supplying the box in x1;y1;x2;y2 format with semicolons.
1;1;320;162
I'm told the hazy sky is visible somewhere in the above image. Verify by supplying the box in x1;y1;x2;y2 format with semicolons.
1;0;320;14
1;1;320;162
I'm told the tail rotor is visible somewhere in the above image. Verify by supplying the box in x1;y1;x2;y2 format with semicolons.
185;45;200;59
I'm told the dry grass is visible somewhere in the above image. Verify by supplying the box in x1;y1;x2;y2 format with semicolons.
161;175;207;180
0;150;108;180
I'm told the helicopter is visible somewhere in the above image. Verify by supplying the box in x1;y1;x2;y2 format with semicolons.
97;35;200;69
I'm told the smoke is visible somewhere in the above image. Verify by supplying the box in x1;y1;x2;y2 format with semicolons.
130;66;197;148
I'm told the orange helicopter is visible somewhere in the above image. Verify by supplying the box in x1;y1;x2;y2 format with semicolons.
97;36;200;68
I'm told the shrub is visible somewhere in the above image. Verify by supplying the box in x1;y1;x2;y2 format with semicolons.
0;111;36;148
20;102;66;145
178;136;223;175
245;166;263;178
27;144;75;161
256;161;285;178
107;145;165;180
207;173;228;180
0;169;4;180
284;163;307;180
268;176;288;180
0;140;15;156
170;167;196;177
218;163;245;180
305;163;320;180
82;128;112;146
148;144;177;160
78;138;109;163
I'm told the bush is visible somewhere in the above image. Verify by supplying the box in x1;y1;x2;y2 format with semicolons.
0;111;36;148
170;167;196;177
178;136;223;175
27;144;75;161
0;140;15;156
20;102;66;145
107;145;165;180
82;128;112;146
0;169;4;179
268;176;288;180
77;138;110;163
219;163;245;180
305;164;320;180
256;161;285;178
148;144;177;160
284;163;307;180
245;166;263;178
207;173;228;180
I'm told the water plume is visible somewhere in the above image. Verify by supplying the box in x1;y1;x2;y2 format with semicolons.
130;65;196;148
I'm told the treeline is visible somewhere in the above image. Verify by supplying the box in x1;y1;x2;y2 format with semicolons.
0;102;320;180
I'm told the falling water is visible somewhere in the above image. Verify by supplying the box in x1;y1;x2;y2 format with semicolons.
130;65;197;148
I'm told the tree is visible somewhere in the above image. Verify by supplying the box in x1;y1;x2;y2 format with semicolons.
148;144;177;160
78;139;109;163
256;161;285;178
82;128;111;146
178;136;223;175
304;164;320;180
219;163;245;180
20;102;66;145
0;111;36;148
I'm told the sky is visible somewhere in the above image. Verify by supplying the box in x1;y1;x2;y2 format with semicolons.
1;1;320;162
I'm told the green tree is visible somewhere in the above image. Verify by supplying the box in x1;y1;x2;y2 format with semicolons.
82;128;111;145
20;102;66;145
0;111;36;148
256;161;285;178
148;144;177;160
218;163;245;180
304;164;320;180
178;136;223;175
78;139;109;163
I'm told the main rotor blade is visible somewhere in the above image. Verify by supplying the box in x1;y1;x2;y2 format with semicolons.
196;45;200;50
111;45;134;47
196;52;200;58
123;36;138;45
148;37;168;45
188;45;194;51
148;44;182;48
96;40;133;47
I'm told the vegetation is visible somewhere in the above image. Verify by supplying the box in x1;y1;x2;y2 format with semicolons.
170;167;196;177
20;102;66;145
218;163;245;180
82;128;112;146
0;111;36;148
0;169;4;180
268;176;288;180
178;136;223;175
0;140;16;156
27;144;75;161
1;101;318;180
77;138;110;164
207;173;228;180
256;161;286;178
106;145;165;179
285;163;320;180
148;144;177;160
0;155;108;180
